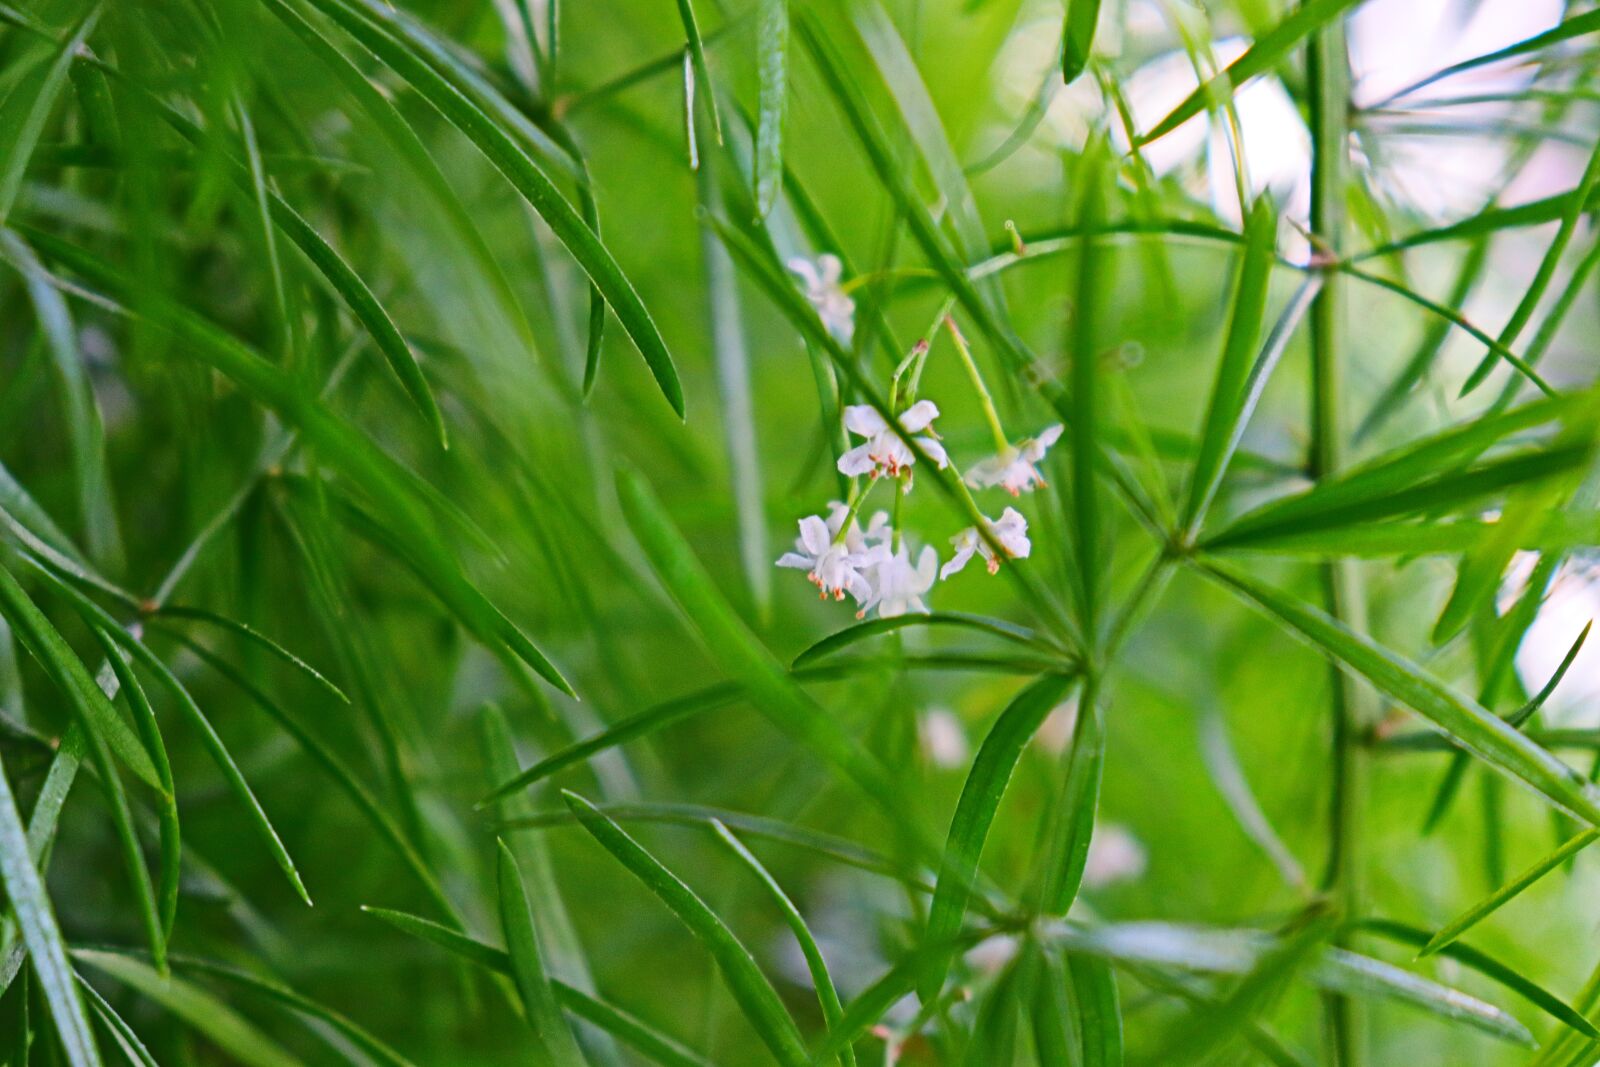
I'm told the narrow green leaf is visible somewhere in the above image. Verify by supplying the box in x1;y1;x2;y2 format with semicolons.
1201;561;1600;828
712;821;855;1067
1039;676;1106;915
793;612;1062;667
1357;238;1490;442
164;954;415;1067
498;839;585;1065
1050;921;1533;1045
301;0;684;418
1422;829;1598;956
1062;0;1102;83
479;703;603;1039
0;4;100;224
0;749;99;1067
1031;952;1077;1067
564;791;809;1067
1424;621;1590;833
23;232;574;697
0;232;121;573
696;151;770;617
1068;953;1123;1067
77;975;157;1067
88;627;175;940
1359;919;1598;1037
754;0;788;216
1182;197;1281;535
499;802;929;892
360;907;714;1067
152;606;348;705
0;559;157;788
922;675;1075;998
675;0;722;143
1458;136;1600;396
1155;907;1333;1064
73;950;296;1067
1138;0;1364;145
1070;152;1106;639
1381;10;1600;104
160;628;456;924
27;562;311;906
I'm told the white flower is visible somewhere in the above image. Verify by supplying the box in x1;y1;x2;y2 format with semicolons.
837;401;949;482
787;254;855;343
965;425;1062;496
822;501;892;553
1083;823;1147;890
776;515;887;605
857;544;938;619
918;708;970;768
940;507;1031;579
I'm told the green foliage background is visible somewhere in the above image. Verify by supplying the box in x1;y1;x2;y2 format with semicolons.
1;0;1599;1063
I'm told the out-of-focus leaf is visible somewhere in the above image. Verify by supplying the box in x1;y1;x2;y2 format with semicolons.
1138;0;1364;145
1062;0;1102;83
923;675;1074;998
564;790;809;1067
1202;561;1600;828
754;0;788;216
73;950;296;1067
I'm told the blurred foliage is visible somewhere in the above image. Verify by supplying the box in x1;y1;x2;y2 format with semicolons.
1;0;1600;1063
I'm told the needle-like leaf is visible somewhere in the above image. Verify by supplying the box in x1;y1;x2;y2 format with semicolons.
564;790;809;1067
922;675;1075;998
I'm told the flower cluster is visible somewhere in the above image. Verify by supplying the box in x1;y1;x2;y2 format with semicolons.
775;267;1064;621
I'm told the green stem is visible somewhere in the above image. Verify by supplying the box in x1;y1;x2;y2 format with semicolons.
944;314;1011;454
1307;10;1369;1064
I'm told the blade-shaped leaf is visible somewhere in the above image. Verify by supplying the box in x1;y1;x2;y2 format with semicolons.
922;675;1075;998
0;749;99;1067
563;791;809;1067
361;907;713;1067
73;950;296;1067
1201;560;1600;827
1138;0;1364;145
712;821;855;1067
1422;829;1598;956
1182;197;1282;535
1062;0;1102;83
300;0;683;417
497;839;585;1065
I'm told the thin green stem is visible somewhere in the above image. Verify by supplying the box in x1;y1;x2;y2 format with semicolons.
943;314;1010;454
1306;9;1369;1065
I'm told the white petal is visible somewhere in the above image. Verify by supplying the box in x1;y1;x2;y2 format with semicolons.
1022;424;1064;461
846;572;874;606
837;444;878;477
843;405;887;438
940;544;975;580
786;257;819;287
917;436;949;469
798;515;831;555
899;399;940;434
776;552;813;570
817;253;843;285
965;456;1008;488
914;546;939;587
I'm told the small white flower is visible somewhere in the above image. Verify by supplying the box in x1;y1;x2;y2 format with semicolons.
822;501;892;553
858;544;938;619
1082;823;1147;890
940;507;1031;579
788;254;855;343
918;708;970;768
965;424;1063;496
776;515;887;605
837;401;949;482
